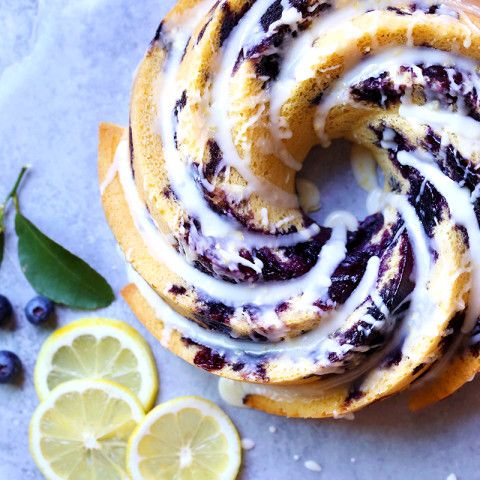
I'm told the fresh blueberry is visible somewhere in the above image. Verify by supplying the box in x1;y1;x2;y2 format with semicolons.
0;295;13;327
25;296;55;326
0;351;22;384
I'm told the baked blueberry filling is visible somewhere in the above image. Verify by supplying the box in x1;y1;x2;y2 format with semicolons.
343;378;366;407
351;72;405;107
241;1;332;81
219;1;254;47
169;285;187;295
381;337;406;368
350;63;480;120
260;0;283;32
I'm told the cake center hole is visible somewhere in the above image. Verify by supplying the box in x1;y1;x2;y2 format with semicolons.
298;140;377;226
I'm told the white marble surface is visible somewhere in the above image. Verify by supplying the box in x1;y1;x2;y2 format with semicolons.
0;1;479;479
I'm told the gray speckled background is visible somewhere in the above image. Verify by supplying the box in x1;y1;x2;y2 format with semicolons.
0;1;479;479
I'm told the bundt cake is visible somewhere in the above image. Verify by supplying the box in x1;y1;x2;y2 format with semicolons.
99;0;480;417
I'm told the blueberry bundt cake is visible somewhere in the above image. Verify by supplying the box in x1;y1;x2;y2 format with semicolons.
99;0;480;418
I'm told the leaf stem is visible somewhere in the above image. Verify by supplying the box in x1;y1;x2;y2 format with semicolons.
6;166;28;203
1;166;28;221
12;195;20;213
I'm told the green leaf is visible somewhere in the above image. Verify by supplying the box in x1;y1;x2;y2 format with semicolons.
15;212;115;309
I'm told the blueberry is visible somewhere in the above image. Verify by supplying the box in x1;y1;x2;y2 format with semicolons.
25;296;55;326
0;295;13;327
0;351;22;384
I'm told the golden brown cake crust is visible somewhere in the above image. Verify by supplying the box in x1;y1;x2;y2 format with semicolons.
99;0;480;418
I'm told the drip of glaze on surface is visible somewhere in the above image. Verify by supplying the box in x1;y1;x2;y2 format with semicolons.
100;148;121;195
241;438;255;450
304;460;322;472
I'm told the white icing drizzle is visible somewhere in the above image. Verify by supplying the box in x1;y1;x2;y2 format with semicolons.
215;150;476;405
381;193;436;347
399;103;480;141
232;0;304;172
398;151;480;333
128;254;380;361
218;377;247;408
157;1;231;236
270;2;362;144
265;0;302;38
216;190;434;405
312;39;480;344
260;207;269;227
325;210;358;233
100;151;120;195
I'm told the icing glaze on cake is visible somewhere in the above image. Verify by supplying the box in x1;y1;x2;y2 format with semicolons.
99;0;480;417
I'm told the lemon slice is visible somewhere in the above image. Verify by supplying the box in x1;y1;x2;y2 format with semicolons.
127;396;241;480
34;318;158;410
30;379;145;480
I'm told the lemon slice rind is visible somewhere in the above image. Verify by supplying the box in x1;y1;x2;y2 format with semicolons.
30;379;145;480
127;395;241;480
34;317;158;410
